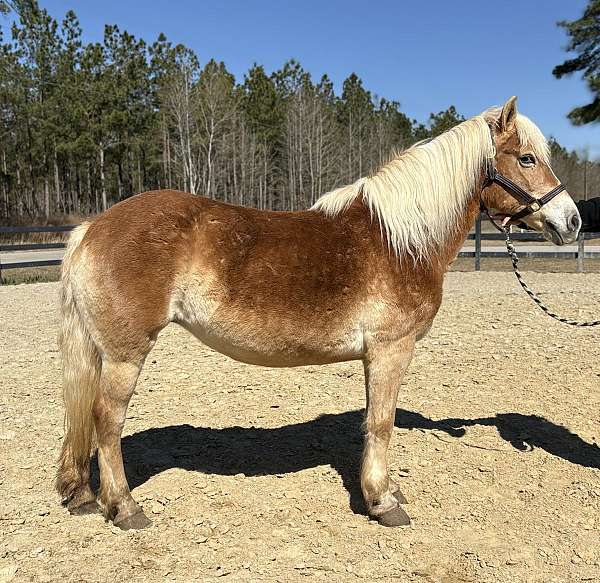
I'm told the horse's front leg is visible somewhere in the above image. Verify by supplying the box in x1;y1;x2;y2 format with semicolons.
361;335;415;526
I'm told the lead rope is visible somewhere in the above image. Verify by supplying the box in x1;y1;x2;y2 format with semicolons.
481;205;600;327
502;228;600;327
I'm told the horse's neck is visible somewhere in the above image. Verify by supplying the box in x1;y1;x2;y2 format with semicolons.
342;173;484;271
439;190;482;268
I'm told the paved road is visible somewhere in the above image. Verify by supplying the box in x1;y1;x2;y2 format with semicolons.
4;244;600;268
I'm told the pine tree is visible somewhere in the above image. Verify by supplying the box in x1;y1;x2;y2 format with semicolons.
339;73;374;180
553;0;600;124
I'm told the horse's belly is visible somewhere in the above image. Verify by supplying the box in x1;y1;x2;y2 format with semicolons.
180;322;363;366
170;272;365;366
178;318;364;367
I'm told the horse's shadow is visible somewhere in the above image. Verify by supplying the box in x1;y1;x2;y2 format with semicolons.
109;408;600;515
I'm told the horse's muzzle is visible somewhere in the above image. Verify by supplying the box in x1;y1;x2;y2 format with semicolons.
543;210;580;245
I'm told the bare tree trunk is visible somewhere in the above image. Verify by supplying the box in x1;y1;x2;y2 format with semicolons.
166;130;172;189
232;128;238;202
28;160;35;217
16;163;23;217
117;160;124;200
137;154;142;194
75;166;81;214
44;177;50;219
100;146;107;212
1;149;8;219
206;117;214;197
162;118;170;189
86;161;95;215
53;143;61;213
43;151;50;220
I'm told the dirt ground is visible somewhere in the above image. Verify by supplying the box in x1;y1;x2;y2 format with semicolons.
1;272;600;583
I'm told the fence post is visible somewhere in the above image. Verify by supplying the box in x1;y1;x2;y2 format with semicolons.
474;213;482;271
577;232;584;273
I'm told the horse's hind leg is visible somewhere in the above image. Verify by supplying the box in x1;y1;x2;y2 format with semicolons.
93;358;151;530
361;336;415;527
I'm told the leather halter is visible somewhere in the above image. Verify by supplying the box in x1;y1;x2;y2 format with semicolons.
483;166;566;223
482;128;566;223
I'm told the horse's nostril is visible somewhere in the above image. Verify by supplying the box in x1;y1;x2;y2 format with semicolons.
569;213;581;233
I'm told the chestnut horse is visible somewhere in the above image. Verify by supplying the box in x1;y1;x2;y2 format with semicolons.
56;97;580;529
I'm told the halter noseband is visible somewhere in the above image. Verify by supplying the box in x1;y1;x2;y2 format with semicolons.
482;127;566;223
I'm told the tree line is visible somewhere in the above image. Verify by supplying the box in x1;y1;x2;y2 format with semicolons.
0;1;598;222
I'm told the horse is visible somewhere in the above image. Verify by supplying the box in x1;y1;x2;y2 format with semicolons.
56;96;580;530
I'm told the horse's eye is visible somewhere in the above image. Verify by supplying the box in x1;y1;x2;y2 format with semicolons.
519;154;536;167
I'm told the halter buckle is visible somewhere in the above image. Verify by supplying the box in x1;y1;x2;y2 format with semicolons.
529;201;541;213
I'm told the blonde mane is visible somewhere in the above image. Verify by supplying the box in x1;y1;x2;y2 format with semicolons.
311;109;549;260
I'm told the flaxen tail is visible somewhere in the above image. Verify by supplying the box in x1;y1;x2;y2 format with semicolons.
56;222;101;501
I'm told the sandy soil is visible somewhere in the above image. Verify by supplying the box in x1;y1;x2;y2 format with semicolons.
1;272;600;583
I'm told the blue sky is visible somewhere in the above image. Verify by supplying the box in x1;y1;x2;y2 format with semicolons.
23;1;600;158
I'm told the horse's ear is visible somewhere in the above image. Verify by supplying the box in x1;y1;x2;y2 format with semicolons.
499;96;518;132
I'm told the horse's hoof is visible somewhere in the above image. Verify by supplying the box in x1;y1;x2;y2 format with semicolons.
392;490;408;505
377;506;411;527
113;510;152;531
69;501;102;516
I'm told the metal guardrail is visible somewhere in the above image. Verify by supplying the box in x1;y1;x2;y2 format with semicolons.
1;259;64;270
0;242;66;252
0;225;75;276
0;225;76;234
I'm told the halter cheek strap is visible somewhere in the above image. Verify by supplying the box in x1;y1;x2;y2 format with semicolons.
484;166;566;223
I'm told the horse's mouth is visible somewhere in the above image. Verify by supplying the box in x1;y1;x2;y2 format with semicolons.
543;221;566;246
489;213;517;227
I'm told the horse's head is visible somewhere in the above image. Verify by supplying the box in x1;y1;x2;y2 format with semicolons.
482;96;580;245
